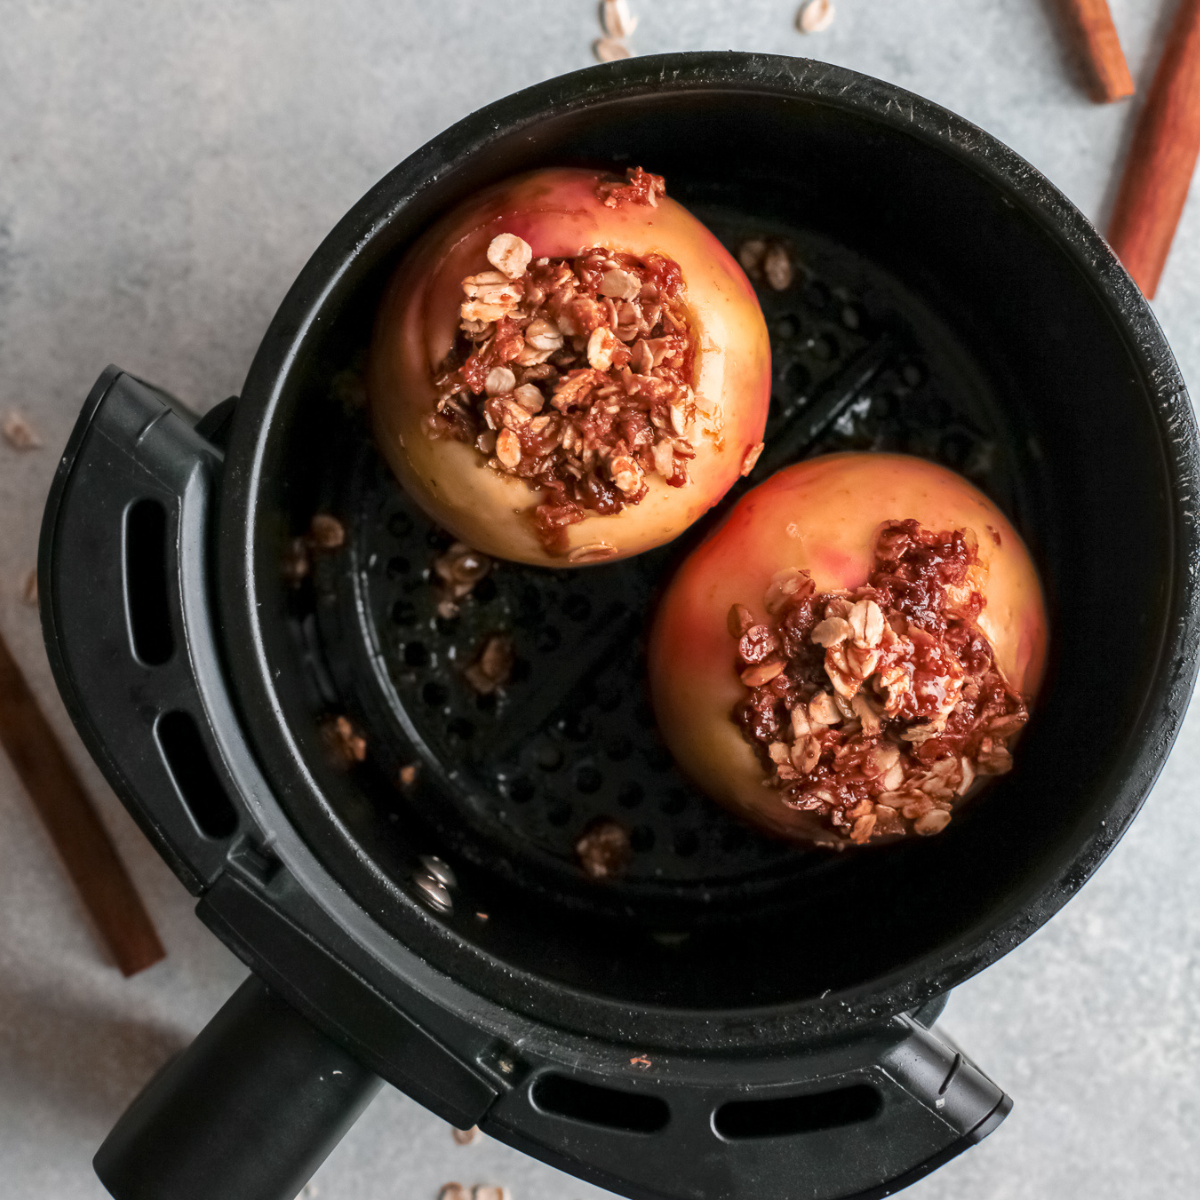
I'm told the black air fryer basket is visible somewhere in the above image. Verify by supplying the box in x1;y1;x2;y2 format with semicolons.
40;53;1200;1200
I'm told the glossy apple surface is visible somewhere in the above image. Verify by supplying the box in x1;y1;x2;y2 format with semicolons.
368;167;770;566
648;453;1049;842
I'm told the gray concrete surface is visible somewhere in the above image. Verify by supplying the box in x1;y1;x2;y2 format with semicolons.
1;1;1198;1197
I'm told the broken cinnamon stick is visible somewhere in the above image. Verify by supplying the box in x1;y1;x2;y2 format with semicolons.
1108;0;1200;297
1055;0;1135;103
0;625;165;975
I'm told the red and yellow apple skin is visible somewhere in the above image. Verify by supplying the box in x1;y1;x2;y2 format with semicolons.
368;167;771;566
648;453;1049;844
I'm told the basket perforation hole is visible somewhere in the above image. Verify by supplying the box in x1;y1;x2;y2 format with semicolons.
575;766;602;794
604;735;632;761
660;789;689;815
563;594;592;621
448;717;474;740
618;782;644;809
507;777;535;804
630;826;654;852
387;512;413;538
535;744;564;772
673;830;699;858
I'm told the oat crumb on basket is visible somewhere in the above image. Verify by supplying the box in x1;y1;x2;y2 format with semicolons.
602;0;638;39
472;1186;511;1200
737;238;797;291
797;0;836;35
2;410;42;450
575;817;632;879
320;715;367;767
464;634;515;695
399;763;419;788
433;541;492;618
733;519;1028;845
308;513;346;550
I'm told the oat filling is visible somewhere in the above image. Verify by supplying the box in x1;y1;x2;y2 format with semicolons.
427;170;708;559
731;519;1030;845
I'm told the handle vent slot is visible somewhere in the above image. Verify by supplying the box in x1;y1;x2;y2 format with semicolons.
714;1083;882;1140
125;498;175;665
531;1074;670;1134
156;711;238;839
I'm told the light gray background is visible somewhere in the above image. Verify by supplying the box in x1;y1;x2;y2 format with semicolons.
1;2;1198;1197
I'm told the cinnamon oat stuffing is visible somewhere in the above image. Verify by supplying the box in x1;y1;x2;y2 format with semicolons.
732;519;1029;845
428;171;710;554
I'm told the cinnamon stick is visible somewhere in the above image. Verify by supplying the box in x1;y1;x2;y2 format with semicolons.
0;625;165;975
1108;0;1200;298
1055;0;1135;103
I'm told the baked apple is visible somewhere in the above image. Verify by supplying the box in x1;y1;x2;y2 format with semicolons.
368;167;770;565
648;453;1048;848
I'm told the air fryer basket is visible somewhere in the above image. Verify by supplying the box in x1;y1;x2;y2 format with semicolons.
40;52;1200;1200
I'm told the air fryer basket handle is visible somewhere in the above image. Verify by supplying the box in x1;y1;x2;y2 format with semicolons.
94;975;383;1200
485;1014;1010;1200
39;366;244;890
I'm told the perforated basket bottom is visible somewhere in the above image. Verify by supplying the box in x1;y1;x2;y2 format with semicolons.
306;215;1018;911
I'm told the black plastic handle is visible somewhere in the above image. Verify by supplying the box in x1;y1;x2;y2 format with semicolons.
95;976;383;1200
483;1011;1009;1200
39;366;242;891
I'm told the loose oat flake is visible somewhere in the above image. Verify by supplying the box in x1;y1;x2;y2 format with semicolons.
320;715;367;767
733;519;1028;845
601;0;638;39
796;0;836;35
575;817;632;879
593;37;630;62
428;180;700;554
2;411;41;450
451;1126;480;1146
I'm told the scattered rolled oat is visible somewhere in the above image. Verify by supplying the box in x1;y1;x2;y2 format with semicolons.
2;411;41;450
321;715;367;767
763;243;794;291
399;763;419;788
601;0;638;38
282;536;311;586
428;209;695;554
593;37;631;62
439;1186;469;1200
433;541;492;618
309;513;346;550
733;520;1029;845
567;542;618;563
472;1188;510;1200
740;441;764;477
738;239;767;274
575;817;632;880
797;0;836;35
737;238;798;291
487;233;533;281
463;634;515;695
451;1126;480;1146
20;569;38;607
